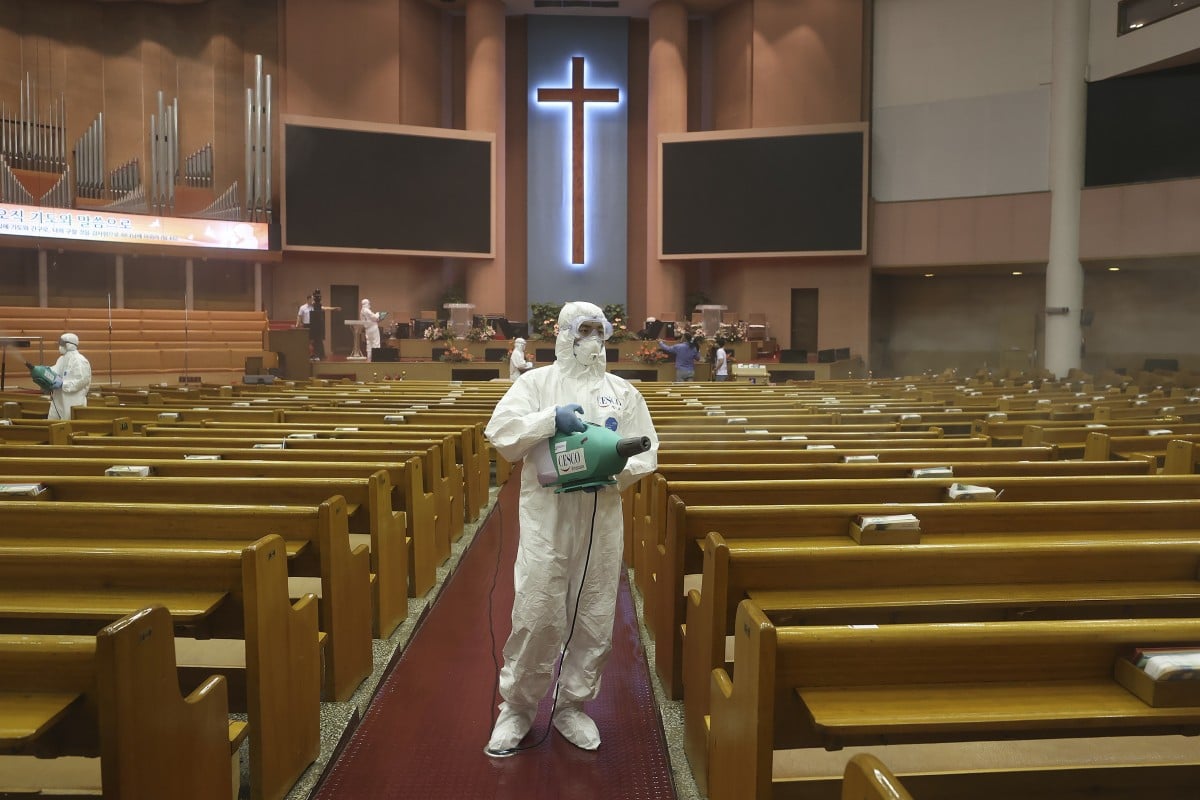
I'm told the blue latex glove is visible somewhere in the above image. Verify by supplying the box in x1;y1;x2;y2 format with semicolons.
554;404;587;435
51;375;63;389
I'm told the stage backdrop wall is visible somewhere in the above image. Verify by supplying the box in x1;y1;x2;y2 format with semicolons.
526;16;628;313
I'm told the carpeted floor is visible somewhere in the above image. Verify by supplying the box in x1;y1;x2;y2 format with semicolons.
312;479;677;799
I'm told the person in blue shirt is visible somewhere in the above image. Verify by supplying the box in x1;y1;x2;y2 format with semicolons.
658;332;702;381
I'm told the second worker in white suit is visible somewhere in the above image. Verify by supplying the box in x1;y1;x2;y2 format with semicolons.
508;337;533;380
359;298;381;361
484;301;658;755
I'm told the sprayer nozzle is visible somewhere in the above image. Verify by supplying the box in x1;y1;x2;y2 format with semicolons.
615;436;652;459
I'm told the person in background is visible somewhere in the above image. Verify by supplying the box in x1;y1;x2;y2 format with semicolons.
360;298;382;362
309;290;326;361
713;337;729;381
659;331;701;381
47;332;92;420
296;294;313;329
483;301;658;756
508;337;533;380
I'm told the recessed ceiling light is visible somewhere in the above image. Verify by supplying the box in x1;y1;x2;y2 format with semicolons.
923;273;934;278
1108;266;1120;272
1011;270;1023;276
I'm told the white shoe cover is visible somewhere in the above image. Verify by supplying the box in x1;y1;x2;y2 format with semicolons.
485;703;536;756
553;706;600;751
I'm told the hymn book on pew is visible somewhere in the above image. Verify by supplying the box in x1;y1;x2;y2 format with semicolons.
945;483;998;501
850;513;921;545
1134;647;1200;680
0;483;48;498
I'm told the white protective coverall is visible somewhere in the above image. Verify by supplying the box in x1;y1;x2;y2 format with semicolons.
360;299;381;360
508;337;533;380
484;301;658;753
48;333;92;420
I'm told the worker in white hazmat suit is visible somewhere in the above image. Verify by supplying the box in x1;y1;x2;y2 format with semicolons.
47;332;92;420
359;298;382;361
508;337;533;381
483;301;658;755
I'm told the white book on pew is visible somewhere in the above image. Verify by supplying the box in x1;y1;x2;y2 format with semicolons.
842;454;879;463
105;466;154;476
1148;429;1174;436
253;442;285;449
946;483;998;501
184;454;221;460
1143;652;1200;680
806;444;835;450
0;483;47;497
780;435;808;441
850;513;921;545
911;466;953;478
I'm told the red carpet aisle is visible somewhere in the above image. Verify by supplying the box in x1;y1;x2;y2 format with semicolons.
313;477;677;799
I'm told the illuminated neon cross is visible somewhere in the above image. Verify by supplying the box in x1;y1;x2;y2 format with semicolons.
536;56;619;265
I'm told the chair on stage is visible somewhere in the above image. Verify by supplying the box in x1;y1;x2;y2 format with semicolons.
747;311;768;341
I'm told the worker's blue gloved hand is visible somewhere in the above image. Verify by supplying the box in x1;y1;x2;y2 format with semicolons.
51;375;63;389
554;404;587;435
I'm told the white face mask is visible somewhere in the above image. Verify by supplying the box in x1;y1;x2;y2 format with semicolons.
58;345;67;355
574;336;604;363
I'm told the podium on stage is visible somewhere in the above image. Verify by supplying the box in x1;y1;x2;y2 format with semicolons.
444;303;475;339
695;304;727;338
344;319;367;360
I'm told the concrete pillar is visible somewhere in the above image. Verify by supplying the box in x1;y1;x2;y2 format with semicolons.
646;0;688;320
1044;0;1089;378
114;255;125;308
185;258;194;311
464;0;507;315
37;250;47;306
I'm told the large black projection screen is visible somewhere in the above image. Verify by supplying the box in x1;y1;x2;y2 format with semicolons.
282;116;494;257
659;123;868;259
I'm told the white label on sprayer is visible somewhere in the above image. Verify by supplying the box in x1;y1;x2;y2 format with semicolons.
555;449;588;476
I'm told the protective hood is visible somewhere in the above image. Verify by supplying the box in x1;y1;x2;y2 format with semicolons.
513;337;526;350
555;301;609;379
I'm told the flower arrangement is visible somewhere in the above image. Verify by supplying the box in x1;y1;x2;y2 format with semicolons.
464;324;497;342
715;321;748;343
602;303;637;342
529;302;564;340
629;342;670;365
422;323;455;342
439;344;474;362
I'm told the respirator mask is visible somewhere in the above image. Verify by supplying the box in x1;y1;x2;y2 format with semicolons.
568;316;612;366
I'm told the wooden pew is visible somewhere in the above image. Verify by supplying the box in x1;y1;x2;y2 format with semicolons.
0;445;441;598
656;498;1200;699
646;474;1200;594
708;607;1200;800
1164;440;1200;475
141;421;467;542
655;446;1058;465
1085;431;1200;465
0;498;371;701
683;532;1200;793
629;459;1155;607
841;754;913;800
0;605;244;800
0;472;407;637
0;535;319;800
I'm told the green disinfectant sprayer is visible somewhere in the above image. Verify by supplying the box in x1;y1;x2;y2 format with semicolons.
27;364;59;392
533;422;651;493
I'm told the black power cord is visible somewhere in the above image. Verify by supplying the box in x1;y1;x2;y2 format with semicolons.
485;490;600;757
